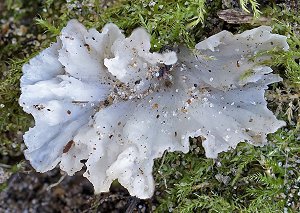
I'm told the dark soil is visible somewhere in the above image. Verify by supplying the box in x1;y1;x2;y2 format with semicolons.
0;166;153;213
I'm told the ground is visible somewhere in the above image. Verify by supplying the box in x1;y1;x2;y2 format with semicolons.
0;0;299;212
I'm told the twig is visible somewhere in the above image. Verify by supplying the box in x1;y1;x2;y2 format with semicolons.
0;163;12;169
46;173;67;191
125;196;140;213
158;150;168;189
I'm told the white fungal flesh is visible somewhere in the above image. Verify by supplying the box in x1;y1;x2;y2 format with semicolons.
19;20;288;199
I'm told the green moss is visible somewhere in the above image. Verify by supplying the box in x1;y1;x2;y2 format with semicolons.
154;123;300;212
239;0;262;18
0;58;32;157
239;69;255;81
0;182;8;192
37;0;211;50
257;6;300;84
0;0;47;159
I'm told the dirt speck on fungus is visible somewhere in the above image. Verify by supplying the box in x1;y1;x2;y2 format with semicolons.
63;140;75;153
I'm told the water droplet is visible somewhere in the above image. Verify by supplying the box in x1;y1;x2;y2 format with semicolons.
224;135;230;141
209;77;214;82
149;1;156;7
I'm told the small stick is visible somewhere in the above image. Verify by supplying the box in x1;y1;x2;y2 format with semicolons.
125;196;140;213
46;173;67;191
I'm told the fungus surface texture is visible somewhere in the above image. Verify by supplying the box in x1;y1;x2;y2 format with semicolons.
19;20;288;199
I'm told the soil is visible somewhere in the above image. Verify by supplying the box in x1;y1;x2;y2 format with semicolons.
0;165;153;213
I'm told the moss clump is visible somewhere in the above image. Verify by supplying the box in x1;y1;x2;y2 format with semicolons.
0;1;44;159
0;58;32;157
36;0;212;50
251;5;300;84
154;124;300;212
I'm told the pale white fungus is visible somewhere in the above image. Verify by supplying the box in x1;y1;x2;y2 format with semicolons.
19;20;288;199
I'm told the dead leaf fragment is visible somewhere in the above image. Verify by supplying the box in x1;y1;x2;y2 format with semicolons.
217;9;270;25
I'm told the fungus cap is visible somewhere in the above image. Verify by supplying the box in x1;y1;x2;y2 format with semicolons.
19;20;288;199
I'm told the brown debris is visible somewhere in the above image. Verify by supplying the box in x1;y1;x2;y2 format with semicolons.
63;140;75;153
217;9;270;24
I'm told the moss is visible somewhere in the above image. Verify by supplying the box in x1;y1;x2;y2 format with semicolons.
255;5;300;84
239;0;262;18
154;123;300;212
0;0;47;159
0;182;8;192
239;69;255;81
37;0;211;50
0;57;32;156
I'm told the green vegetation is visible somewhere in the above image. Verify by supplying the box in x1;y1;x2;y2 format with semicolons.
154;124;300;212
0;0;299;212
239;0;262;18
